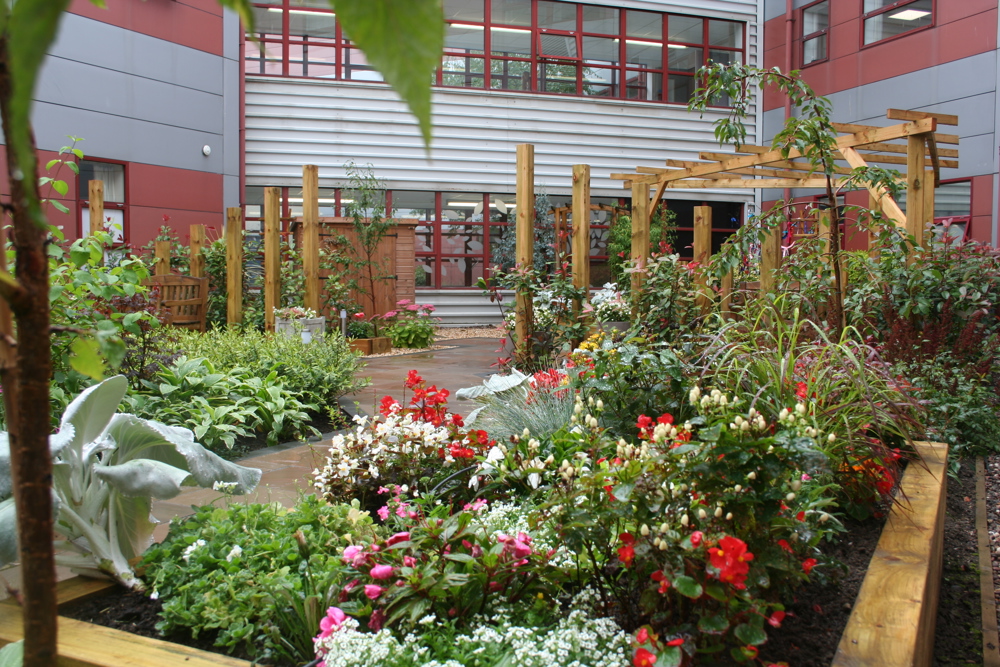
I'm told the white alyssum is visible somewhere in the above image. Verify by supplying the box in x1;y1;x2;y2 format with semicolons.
182;539;206;563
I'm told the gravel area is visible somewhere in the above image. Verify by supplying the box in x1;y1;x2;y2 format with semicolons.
356;326;506;358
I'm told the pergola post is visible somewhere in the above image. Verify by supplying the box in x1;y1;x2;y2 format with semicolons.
88;180;104;236
571;164;591;313
225;207;243;325
760;220;781;293
264;186;281;332
189;224;206;277
630;181;650;310
302;165;321;314
693;205;712;311
515;144;535;355
906;134;928;247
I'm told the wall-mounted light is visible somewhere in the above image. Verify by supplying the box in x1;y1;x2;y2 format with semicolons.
202;145;212;156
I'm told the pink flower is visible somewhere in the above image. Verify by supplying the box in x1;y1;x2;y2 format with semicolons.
384;310;398;319
369;609;386;631
403;556;416;567
317;607;347;640
377;506;390;521
342;545;366;567
386;531;411;546
464;498;488;512
407;304;420;311
370;564;394;580
364;584;383;600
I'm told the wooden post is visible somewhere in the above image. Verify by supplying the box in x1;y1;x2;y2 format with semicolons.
693;205;712;310
630;182;651;309
88;180;104;236
302;165;321;314
571;164;591;310
264;187;281;332
189;224;206;278
906;134;927;248
514;144;535;354
868;191;881;260
760;221;781;293
226;207;243;325
154;240;171;276
720;271;733;318
924;168;936;241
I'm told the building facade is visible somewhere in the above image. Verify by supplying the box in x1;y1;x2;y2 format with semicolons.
1;0;241;250
761;0;1000;247
241;0;762;322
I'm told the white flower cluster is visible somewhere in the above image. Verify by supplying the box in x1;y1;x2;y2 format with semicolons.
313;413;455;492
317;610;630;667
182;539;206;564
475;501;576;570
589;283;630;323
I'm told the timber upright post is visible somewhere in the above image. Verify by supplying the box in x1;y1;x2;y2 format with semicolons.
226;207;243;325
906;134;928;248
759;219;782;293
88;180;104;235
571;164;591;313
189;224;206;278
302;165;322;314
154;240;171;275
515;144;535;356
264;187;281;332
693;205;712;311
629;182;651;312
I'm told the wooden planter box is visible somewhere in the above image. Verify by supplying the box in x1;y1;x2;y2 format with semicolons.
275;316;326;343
349;337;391;355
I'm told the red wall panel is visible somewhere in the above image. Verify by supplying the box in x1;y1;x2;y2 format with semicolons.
68;0;224;56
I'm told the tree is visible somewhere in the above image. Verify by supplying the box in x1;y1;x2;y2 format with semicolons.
0;1;442;664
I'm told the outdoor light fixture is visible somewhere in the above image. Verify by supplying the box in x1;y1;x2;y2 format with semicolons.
888;9;930;20
202;145;211;156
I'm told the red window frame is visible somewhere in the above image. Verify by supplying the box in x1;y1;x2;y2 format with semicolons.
244;0;745;106
861;0;934;48
77;158;129;245
800;0;829;67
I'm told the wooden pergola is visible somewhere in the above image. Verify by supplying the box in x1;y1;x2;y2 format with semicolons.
608;108;959;292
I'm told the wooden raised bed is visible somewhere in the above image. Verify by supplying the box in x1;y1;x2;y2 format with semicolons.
832;441;948;667
0;578;252;667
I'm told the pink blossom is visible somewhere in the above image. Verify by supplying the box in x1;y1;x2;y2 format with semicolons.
407;304;420;311
369;609;386;631
395;504;410;518
370;564;394;580
396;299;412;306
384;310;398;319
403;556;416;567
377;506;390;520
343;545;367;567
387;532;411;546
463;498;488;512
317;607;347;640
364;584;383;600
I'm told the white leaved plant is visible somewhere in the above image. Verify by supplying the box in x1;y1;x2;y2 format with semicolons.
0;375;261;590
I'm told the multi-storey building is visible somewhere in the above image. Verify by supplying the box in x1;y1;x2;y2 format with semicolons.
762;0;1000;247
1;0;241;250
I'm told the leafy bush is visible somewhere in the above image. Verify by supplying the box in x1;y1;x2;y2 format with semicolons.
142;495;381;664
458;368;577;443
124;356;318;452
176;327;365;407
382;300;437;349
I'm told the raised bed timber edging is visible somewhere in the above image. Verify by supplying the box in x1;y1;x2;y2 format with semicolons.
832;441;948;667
0;577;253;667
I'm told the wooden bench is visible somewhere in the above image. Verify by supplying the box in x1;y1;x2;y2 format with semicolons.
145;275;208;332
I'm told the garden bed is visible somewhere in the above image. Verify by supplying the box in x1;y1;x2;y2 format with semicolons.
39;445;961;667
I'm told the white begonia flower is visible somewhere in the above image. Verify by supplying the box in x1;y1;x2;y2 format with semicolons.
226;544;243;562
182;539;207;563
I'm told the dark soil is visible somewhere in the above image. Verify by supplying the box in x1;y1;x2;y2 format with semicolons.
221;407;348;461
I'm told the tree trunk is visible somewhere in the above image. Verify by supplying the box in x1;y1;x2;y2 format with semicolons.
0;34;58;667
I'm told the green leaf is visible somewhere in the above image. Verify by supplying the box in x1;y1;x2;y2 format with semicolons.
698;614;730;634
673;575;703;599
69;337;106;381
734;622;768;646
0;640;23;667
657;646;682;667
332;0;443;149
51;179;68;196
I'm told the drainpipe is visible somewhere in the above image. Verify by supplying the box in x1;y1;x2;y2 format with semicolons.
782;0;794;210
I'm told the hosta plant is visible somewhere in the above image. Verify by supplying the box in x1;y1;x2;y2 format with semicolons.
0;375;261;589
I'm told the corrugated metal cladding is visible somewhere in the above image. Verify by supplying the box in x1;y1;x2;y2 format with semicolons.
245;0;759;202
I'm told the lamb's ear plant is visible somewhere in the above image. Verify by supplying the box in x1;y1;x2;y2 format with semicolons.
0;375;261;590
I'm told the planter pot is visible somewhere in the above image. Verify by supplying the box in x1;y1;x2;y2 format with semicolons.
275;316;325;344
349;337;391;355
598;320;631;333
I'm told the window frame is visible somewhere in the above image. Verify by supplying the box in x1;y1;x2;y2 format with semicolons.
861;0;934;49
799;0;829;68
77;157;129;245
244;0;746;107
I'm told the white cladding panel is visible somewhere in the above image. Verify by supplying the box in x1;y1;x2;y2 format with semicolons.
244;0;758;201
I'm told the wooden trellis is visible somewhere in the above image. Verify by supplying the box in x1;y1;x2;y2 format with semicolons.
610;108;960;294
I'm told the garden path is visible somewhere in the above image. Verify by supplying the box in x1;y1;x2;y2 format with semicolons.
148;336;505;540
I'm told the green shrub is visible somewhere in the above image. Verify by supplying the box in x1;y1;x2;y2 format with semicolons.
124;356;318;451
141;495;381;664
176;327;366;406
382;300;436;349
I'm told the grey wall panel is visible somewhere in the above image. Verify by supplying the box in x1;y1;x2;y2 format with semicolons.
223;9;240;63
246;80;757;202
50;14;224;96
36;57;225;135
224;174;240;210
222;58;241;178
32;102;225;173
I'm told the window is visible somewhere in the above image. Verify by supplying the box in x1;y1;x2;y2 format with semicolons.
863;0;932;46
78;160;126;243
899;179;971;245
801;0;828;66
245;0;745;105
